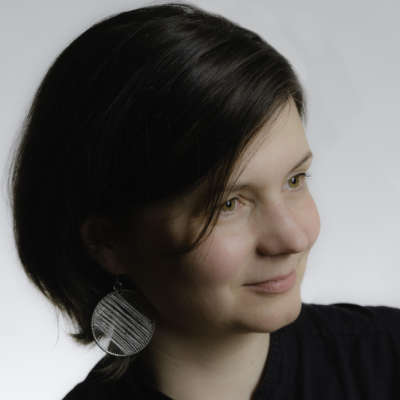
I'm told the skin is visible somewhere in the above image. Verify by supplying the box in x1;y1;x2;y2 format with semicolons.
86;97;320;399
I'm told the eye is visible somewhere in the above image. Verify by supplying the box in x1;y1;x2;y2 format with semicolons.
220;197;240;214
219;172;312;218
287;172;312;191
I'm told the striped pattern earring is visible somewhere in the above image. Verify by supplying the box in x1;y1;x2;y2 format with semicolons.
91;276;155;357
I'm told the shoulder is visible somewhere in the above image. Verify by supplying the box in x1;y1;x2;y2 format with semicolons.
283;302;400;388
62;356;131;399
297;302;400;336
63;381;90;399
270;303;400;397
62;355;168;400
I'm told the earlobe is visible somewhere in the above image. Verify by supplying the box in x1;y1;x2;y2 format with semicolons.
94;246;128;275
80;217;127;275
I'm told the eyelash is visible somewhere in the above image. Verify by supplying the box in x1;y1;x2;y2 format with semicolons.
220;172;312;216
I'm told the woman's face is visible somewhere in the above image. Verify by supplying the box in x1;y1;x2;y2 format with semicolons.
115;99;320;337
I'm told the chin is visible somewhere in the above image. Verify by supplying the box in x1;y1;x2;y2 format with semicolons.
235;285;303;334
272;294;303;330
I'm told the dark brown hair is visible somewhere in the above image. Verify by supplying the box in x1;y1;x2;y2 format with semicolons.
7;1;307;381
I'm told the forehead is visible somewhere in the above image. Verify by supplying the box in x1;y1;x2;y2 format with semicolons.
181;100;308;213
140;99;308;221
228;99;308;184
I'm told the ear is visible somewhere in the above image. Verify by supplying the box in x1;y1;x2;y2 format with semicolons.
80;216;127;275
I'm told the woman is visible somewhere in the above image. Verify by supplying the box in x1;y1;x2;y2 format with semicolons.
8;2;400;399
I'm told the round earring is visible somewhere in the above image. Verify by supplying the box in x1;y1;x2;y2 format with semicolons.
91;275;156;357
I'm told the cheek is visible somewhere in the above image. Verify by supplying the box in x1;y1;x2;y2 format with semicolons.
182;231;252;286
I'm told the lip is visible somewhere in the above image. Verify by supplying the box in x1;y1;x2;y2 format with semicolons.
244;269;296;294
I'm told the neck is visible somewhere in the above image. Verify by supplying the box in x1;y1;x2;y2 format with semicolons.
138;325;270;400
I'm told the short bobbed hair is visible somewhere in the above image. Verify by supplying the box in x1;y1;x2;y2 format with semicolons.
8;1;307;380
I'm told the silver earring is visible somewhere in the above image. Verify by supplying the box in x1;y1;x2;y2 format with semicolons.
91;275;155;357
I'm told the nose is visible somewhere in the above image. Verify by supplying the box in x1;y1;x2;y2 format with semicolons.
255;200;310;256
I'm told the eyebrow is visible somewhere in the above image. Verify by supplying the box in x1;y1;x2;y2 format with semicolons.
224;150;314;194
289;150;313;173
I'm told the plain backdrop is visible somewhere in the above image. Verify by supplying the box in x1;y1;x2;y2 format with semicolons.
1;0;399;398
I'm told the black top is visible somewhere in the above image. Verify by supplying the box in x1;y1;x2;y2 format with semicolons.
63;302;400;399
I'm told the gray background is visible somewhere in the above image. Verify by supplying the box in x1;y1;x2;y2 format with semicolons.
1;0;399;398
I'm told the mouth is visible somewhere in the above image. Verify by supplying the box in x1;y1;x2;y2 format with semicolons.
244;269;296;294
